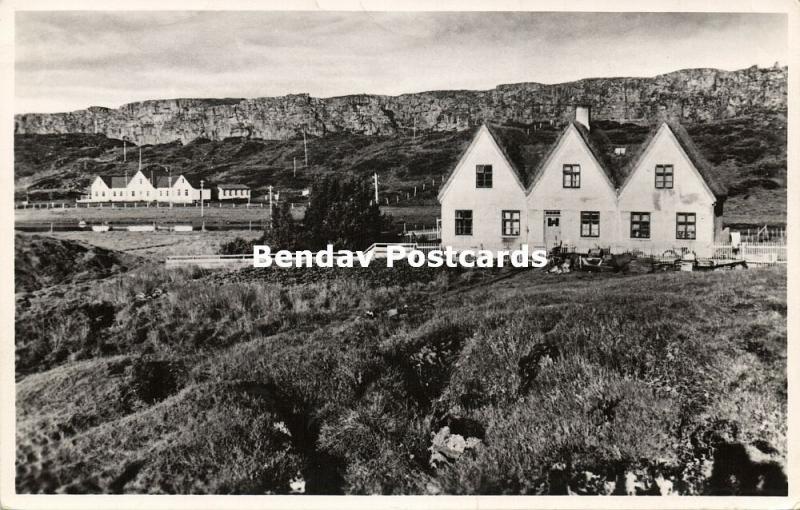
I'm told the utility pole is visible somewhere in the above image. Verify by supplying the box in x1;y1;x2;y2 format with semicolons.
303;131;308;167
200;179;205;218
293;157;297;178
123;139;126;162
168;166;172;208
373;172;379;204
412;117;416;140
138;147;142;171
268;185;273;210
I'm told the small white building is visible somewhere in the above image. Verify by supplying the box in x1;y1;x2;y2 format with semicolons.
155;174;210;203
216;184;251;201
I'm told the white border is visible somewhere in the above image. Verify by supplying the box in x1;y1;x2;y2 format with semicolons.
1;1;797;509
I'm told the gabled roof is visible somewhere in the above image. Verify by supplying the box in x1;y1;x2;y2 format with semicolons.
617;121;727;200
110;174;135;188
438;123;561;199
217;184;250;190
95;175;113;187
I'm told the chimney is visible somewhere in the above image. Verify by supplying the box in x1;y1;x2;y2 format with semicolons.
575;105;591;131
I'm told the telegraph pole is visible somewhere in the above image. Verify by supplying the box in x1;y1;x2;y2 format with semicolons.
138;147;142;171
268;185;273;210
373;172;379;204
303;131;308;167
123;138;127;162
293;157;297;178
200;179;205;218
168;166;172;208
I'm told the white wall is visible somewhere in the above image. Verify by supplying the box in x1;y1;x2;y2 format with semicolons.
618;125;717;257
439;126;527;251
527;125;619;252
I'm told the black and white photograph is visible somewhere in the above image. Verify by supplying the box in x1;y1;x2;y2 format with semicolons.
1;1;796;507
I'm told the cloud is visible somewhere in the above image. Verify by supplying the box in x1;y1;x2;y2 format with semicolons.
15;11;787;113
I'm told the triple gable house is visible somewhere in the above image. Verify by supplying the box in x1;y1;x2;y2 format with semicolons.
438;106;727;257
85;171;210;203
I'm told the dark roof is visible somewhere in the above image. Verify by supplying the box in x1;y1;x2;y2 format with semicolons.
96;175;114;187
101;174;134;188
665;122;727;199
483;123;557;188
217;184;250;190
439;119;726;200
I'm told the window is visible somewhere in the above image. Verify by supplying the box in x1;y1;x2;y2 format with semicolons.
476;165;493;188
131;191;135;197
185;189;189;196
102;192;105;197
113;191;116;197
676;213;696;240
563;164;581;188
94;192;98;197
630;212;651;239
502;210;520;237
455;210;473;235
655;165;674;189
580;211;600;237
139;179;143;184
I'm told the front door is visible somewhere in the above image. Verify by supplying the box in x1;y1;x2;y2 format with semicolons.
544;210;561;249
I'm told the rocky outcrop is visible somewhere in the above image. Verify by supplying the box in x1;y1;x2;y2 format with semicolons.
15;66;787;145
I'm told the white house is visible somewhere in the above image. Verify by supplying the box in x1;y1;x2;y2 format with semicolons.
438;106;727;257
84;171;210;203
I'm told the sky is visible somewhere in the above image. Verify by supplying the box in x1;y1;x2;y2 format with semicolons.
15;11;788;114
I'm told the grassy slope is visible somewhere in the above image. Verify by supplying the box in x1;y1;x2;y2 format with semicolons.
15;236;786;494
14;114;788;226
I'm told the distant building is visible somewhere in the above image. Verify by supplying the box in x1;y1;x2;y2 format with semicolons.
84;171;209;203
215;184;251;201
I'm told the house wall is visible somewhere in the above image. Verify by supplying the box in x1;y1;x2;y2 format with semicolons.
527;126;619;252
155;176;210;203
125;171;156;201
617;126;717;257
439;126;527;251
89;178;109;202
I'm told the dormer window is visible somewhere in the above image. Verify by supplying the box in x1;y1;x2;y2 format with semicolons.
655;165;674;189
563;164;581;188
476;165;493;188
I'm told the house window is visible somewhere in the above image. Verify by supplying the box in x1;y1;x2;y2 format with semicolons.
139;179;143;184
676;213;696;240
102;192;105;197
113;191;116;197
476;165;493;188
502;210;520;237
655;165;674;189
94;192;98;197
580;211;600;237
455;210;473;235
185;189;189;196
131;191;135;197
630;212;651;239
563;164;581;188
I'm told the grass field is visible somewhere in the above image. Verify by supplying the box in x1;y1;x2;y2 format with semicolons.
14;233;787;495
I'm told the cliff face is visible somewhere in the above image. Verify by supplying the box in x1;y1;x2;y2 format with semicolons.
15;66;787;145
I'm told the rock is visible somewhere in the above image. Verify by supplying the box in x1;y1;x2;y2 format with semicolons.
386;308;398;318
15;67;787;144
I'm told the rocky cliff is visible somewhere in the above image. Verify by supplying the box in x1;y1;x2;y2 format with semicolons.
15;65;787;145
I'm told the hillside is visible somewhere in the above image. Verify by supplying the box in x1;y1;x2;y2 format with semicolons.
15;233;141;293
15;239;787;494
14;113;787;226
14;66;787;145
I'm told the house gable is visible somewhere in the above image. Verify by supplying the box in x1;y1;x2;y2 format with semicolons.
526;123;618;203
438;124;526;203
618;123;717;207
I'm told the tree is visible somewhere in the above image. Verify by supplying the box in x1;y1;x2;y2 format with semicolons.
302;176;388;250
261;200;300;250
